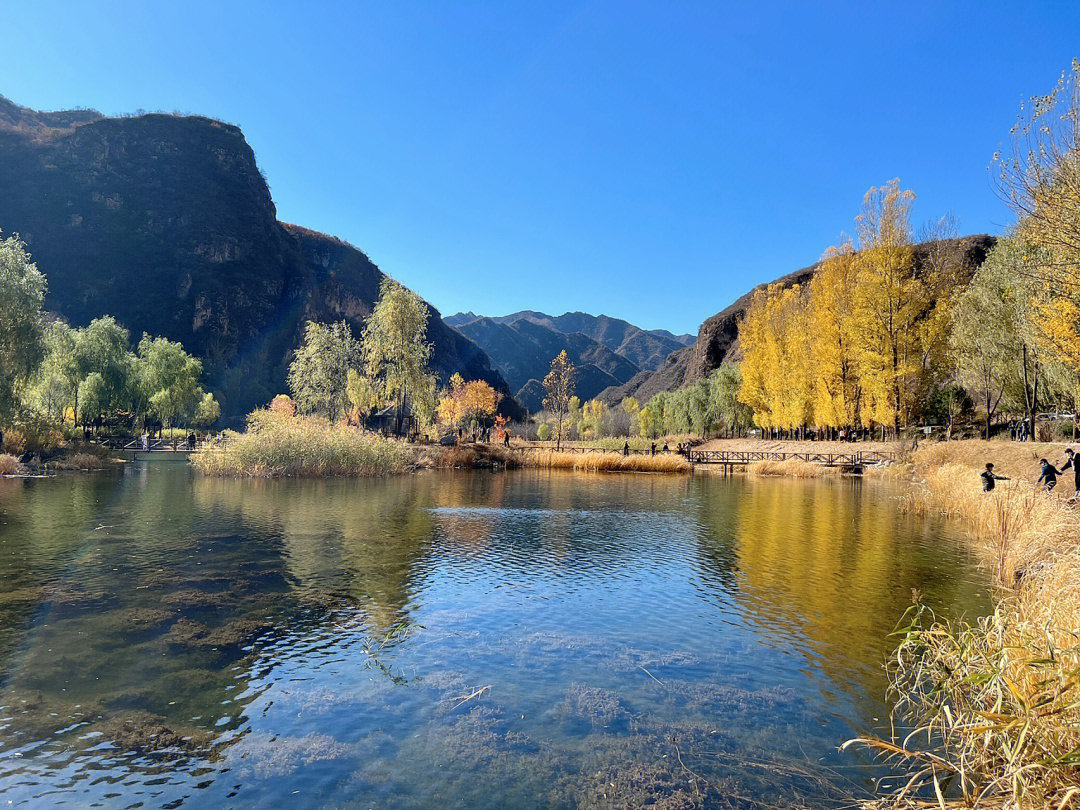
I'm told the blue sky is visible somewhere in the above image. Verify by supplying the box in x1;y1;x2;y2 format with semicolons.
2;1;1078;334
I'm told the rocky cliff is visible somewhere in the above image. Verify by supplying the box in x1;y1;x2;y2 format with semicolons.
0;95;515;421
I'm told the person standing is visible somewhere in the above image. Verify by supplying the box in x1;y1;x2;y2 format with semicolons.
1060;448;1080;499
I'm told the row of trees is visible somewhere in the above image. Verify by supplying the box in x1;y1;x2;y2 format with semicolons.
0;233;219;432
634;364;751;438
284;277;506;438
286;279;437;433
738;180;966;436
528;349;751;444
737;62;1080;440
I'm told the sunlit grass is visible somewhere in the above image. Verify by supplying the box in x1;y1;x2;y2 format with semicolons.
520;449;691;473
746;458;838;478
850;441;1080;809
192;410;414;478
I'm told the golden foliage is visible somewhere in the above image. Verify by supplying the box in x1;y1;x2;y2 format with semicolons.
738;180;952;434
436;375;501;430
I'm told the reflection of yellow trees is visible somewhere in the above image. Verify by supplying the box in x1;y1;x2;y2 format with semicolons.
722;479;988;703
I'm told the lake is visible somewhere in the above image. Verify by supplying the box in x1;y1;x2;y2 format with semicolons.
0;461;990;808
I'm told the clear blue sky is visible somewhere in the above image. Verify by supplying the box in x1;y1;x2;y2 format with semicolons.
2;1;1078;334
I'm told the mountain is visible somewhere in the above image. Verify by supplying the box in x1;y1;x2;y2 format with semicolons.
444;310;691;410
597;235;997;405
0;95;517;421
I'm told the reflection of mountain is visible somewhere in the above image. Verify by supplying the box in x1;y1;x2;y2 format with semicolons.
193;476;441;632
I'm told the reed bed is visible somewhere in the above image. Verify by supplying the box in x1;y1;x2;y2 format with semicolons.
0;453;25;475
567;435;699;453
51;452;105;471
850;441;1080;810
192;411;414;478
520;449;692;473
745;458;838;478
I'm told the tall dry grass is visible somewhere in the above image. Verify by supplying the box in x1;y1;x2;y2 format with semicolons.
850;441;1080;809
51;452;105;471
746;458;839;478
192;411;415;478
519;449;691;473
0;454;25;475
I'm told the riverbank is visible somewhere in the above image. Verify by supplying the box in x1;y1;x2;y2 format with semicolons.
852;440;1080;809
192;414;695;478
0;446;125;476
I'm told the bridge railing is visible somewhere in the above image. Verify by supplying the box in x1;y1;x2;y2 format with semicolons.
686;449;895;466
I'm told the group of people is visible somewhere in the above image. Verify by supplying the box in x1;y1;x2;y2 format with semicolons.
1007;418;1036;442
621;441;672;456
982;447;1080;498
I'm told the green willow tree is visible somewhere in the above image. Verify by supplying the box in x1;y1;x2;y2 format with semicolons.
362;279;435;435
288;320;362;423
137;335;207;429
0;234;46;422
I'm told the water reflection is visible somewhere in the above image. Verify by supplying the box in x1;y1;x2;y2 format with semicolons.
0;464;990;808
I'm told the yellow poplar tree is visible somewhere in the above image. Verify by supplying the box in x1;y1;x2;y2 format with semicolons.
850;179;926;433
809;242;862;428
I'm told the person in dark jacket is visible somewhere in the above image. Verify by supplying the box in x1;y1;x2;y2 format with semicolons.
981;463;1008;492
1060;448;1080;499
1037;458;1062;492
623;441;630;456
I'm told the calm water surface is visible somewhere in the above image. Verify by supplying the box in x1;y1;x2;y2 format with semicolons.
0;462;991;808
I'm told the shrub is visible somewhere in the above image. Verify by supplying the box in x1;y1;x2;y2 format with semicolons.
2;417;65;455
269;394;297;417
0;454;25;475
191;410;414;477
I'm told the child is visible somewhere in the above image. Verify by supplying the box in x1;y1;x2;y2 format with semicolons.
981;463;1008;492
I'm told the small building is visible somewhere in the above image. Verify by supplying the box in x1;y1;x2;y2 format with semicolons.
367;406;413;437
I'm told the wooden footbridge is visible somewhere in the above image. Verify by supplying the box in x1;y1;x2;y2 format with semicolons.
97;437;221;457
687;449;895;473
513;444;895;473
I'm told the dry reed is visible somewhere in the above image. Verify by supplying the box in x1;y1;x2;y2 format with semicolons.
192;411;415;478
519;450;691;473
0;454;25;475
850;441;1080;809
52;452;104;471
746;458;838;478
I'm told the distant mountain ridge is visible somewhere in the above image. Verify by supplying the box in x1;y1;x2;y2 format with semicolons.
0;94;518;421
445;310;693;410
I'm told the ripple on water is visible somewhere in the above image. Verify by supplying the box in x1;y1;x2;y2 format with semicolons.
0;465;991;807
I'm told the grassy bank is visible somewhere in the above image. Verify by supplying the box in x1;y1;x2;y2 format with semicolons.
517;449;692;473
192;411;698;477
192;411;415;477
849;440;1080;809
746;458;840;478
